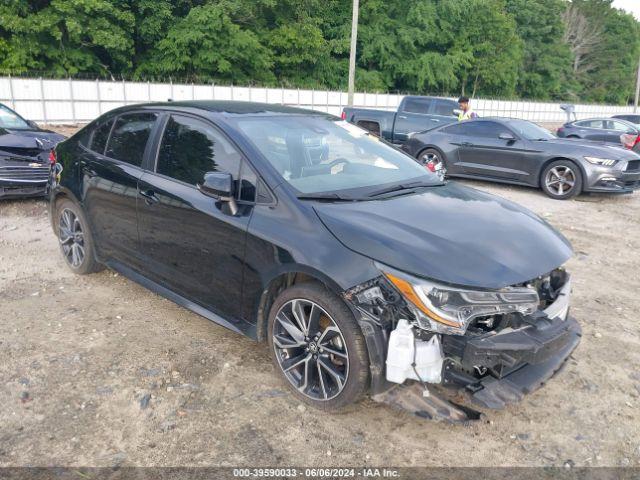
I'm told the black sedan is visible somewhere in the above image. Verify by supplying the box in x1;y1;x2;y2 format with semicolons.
48;101;580;420
0;103;65;199
557;117;640;153
404;117;640;199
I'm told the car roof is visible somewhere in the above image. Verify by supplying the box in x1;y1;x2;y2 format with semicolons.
110;100;330;117
572;117;635;125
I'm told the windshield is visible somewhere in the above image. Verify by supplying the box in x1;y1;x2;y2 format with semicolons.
0;104;31;130
508;119;555;140
232;116;438;195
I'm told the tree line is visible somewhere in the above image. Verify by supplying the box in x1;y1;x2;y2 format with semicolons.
1;0;639;104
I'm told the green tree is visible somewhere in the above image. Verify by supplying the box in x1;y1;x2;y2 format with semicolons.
0;0;134;76
506;0;574;100
138;3;274;83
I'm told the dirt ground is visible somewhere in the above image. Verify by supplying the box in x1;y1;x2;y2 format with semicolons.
1;125;639;468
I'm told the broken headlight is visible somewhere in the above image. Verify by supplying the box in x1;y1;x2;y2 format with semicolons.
378;264;539;335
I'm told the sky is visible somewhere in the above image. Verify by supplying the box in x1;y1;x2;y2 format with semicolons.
612;0;640;20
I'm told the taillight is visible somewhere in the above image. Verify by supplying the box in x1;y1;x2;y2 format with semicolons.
49;149;57;165
620;134;638;149
557;127;564;135
341;111;346;120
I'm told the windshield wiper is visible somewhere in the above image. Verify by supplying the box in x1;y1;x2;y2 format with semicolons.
366;181;439;198
296;193;365;202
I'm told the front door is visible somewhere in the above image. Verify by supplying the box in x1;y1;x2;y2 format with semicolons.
457;121;531;181
136;114;251;323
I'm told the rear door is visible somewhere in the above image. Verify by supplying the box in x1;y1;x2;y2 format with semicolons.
393;97;439;143
572;120;606;141
81;111;159;266
606;120;634;145
136;113;253;323
456;121;533;181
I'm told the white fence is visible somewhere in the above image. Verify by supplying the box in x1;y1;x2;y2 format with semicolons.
0;76;635;125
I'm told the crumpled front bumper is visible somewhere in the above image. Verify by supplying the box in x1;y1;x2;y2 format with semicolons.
463;315;581;409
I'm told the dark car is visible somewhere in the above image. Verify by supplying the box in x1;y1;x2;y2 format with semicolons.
612;114;640;126
342;95;458;146
405;117;640;199
557;117;640;153
48;101;580;421
0;103;65;199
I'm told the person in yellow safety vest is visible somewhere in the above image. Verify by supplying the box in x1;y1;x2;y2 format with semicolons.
457;96;478;121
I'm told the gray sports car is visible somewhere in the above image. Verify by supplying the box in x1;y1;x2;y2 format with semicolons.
403;117;640;199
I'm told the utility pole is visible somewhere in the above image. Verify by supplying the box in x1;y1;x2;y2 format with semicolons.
635;54;640;113
347;0;359;107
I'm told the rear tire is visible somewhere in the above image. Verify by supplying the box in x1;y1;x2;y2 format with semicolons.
540;160;583;200
267;282;369;411
55;199;103;274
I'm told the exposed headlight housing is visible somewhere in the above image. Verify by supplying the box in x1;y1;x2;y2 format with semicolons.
379;264;539;335
584;156;617;166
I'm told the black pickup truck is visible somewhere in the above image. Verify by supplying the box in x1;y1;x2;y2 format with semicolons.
342;95;459;146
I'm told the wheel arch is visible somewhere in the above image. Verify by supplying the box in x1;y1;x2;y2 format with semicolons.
49;187;81;233
255;266;346;343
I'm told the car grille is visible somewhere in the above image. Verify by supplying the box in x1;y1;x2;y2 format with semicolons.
0;166;49;182
627;160;640;171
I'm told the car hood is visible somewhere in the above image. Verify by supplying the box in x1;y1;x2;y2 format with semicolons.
313;182;573;289
542;138;638;159
0;128;65;149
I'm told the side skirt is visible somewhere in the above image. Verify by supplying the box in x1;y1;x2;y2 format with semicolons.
448;173;536;188
105;259;252;338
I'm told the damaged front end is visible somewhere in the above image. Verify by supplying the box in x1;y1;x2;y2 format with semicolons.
344;265;581;422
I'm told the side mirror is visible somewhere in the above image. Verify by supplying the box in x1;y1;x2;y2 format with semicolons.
197;172;238;215
499;132;516;142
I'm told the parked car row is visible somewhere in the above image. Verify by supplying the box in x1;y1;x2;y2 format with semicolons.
340;96;640;199
404;117;640;199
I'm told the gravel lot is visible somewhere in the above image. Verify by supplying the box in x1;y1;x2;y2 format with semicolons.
1;126;639;468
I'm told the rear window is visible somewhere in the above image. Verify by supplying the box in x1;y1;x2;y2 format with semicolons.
402;97;433;114
432;100;457;117
105;112;157;166
89;119;114;154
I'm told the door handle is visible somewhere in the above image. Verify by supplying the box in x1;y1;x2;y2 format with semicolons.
398;115;407;119
432;119;441;122
460;141;473;146
139;189;159;205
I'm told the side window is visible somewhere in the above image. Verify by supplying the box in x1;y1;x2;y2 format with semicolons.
609;121;631;132
576;120;604;129
157;115;241;185
441;123;468;135
105;112;157;166
89;118;114;154
433;100;457;117
457;121;506;138
402;98;432;114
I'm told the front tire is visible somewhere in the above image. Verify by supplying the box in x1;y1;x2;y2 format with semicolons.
267;283;369;411
418;148;447;179
55;199;103;274
541;160;583;200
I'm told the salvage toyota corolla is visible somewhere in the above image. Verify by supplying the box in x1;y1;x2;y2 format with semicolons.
49;101;580;421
